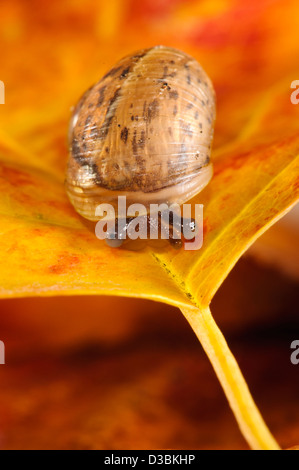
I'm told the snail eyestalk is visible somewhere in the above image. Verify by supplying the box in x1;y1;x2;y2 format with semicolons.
104;214;198;248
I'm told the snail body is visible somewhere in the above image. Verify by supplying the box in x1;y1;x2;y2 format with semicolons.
66;45;216;225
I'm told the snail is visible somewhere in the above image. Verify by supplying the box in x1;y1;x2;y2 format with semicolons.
66;45;216;247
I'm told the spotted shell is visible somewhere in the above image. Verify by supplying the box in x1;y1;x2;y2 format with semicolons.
66;45;216;220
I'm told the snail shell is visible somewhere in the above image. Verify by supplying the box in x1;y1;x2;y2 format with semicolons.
66;45;216;221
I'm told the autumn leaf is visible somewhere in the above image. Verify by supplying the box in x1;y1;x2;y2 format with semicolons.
0;0;299;450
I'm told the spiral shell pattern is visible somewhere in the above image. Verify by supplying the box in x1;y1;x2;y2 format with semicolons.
66;46;216;220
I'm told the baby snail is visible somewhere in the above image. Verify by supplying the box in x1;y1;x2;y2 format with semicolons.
66;45;216;248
